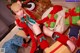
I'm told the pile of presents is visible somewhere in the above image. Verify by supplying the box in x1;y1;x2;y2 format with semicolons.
4;0;80;53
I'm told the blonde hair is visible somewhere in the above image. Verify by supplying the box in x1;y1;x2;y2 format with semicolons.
11;2;21;12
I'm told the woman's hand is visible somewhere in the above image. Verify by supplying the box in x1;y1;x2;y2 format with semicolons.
67;40;75;52
32;23;41;36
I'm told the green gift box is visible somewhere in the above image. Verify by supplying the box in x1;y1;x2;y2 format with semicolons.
65;17;70;25
65;16;80;25
72;16;80;24
65;7;80;25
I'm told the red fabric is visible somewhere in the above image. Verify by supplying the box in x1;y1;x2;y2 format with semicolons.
54;32;69;45
50;5;62;14
16;19;28;35
76;36;80;47
16;19;37;53
22;43;28;48
37;33;49;49
50;43;63;53
26;26;37;53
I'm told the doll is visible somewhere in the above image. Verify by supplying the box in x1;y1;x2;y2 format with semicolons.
10;1;49;53
2;30;30;53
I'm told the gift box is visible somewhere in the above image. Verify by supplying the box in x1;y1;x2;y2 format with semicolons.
44;41;71;53
65;16;80;25
65;7;80;25
42;5;68;29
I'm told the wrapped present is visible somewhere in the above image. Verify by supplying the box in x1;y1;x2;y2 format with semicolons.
65;7;80;25
42;5;68;29
44;41;71;53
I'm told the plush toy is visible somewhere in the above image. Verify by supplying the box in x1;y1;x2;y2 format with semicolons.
10;1;49;53
2;30;30;53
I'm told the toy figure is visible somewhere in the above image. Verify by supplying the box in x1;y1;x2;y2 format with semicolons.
10;1;49;53
2;30;30;53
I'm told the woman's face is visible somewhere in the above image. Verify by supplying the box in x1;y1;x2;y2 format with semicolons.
14;8;24;18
